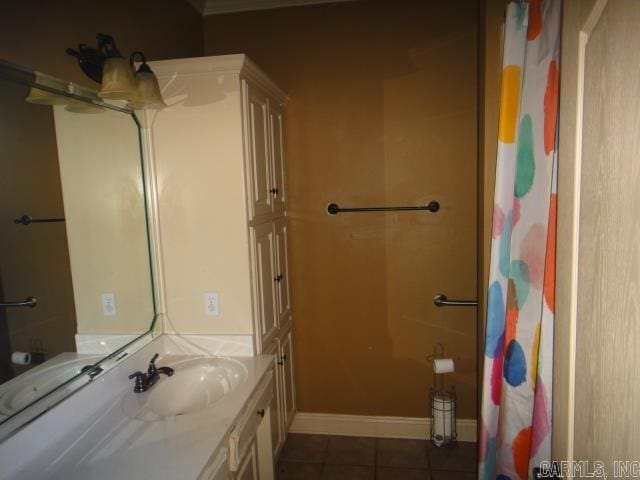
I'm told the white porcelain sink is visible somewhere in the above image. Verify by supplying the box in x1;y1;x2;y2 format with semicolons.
121;356;247;421
0;354;102;417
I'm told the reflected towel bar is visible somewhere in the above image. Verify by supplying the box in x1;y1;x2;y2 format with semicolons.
13;215;65;226
434;294;478;307
0;296;37;308
327;201;439;215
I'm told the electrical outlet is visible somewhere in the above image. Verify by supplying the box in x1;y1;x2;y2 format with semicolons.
101;293;117;316
203;292;220;316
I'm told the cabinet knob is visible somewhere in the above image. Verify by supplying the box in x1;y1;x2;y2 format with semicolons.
270;187;279;195
257;409;265;418
281;354;287;363
274;274;283;283
277;357;284;365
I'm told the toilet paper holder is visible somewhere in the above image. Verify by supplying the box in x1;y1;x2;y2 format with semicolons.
427;343;457;447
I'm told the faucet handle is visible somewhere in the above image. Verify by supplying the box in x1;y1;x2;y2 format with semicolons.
148;353;160;375
128;371;143;379
157;366;175;377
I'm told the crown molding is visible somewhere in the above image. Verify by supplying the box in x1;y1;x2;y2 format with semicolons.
202;0;358;16
149;54;287;103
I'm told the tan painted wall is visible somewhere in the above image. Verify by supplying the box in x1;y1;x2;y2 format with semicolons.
0;0;203;87
205;0;478;419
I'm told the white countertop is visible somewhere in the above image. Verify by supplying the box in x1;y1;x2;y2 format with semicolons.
0;338;273;480
0;352;103;426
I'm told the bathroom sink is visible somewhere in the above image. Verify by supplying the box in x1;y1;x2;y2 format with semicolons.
0;354;102;417
121;356;247;421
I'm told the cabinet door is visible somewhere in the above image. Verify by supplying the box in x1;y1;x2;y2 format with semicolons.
263;341;284;458
251;223;278;350
268;100;286;215
280;330;296;429
236;437;259;480
273;218;291;326
244;81;273;220
198;449;230;480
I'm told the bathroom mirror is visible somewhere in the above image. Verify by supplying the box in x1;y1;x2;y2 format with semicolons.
0;60;157;438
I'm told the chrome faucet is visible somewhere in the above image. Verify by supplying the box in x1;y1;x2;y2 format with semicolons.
128;353;174;393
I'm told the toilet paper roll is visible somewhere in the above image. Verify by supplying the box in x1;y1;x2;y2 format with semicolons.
433;358;455;374
432;394;455;446
11;351;31;366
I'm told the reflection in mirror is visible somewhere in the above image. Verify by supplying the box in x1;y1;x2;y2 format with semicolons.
0;61;156;436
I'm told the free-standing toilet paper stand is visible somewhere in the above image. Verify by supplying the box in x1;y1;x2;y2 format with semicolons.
427;343;457;447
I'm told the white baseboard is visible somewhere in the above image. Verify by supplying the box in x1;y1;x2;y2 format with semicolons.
290;412;477;443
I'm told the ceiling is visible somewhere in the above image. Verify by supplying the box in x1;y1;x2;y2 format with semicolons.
187;0;358;16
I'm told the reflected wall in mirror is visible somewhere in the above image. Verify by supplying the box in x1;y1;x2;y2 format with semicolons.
0;61;157;435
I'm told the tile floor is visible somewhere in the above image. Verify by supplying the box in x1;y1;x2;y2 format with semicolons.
276;434;476;480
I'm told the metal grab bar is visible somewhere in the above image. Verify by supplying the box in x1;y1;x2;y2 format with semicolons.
433;294;478;307
14;215;65;226
0;296;37;308
327;201;439;215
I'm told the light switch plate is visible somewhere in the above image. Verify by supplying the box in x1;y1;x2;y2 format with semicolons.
101;293;117;316
203;292;220;316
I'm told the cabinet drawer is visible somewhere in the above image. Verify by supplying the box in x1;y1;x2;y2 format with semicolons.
198;448;230;480
228;372;274;471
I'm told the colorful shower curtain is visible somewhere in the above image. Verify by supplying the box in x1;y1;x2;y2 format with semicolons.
479;1;560;479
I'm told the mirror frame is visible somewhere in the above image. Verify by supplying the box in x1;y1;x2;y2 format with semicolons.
0;59;164;441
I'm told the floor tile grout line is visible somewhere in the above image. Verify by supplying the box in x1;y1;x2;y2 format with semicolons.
426;436;434;480
277;433;476;479
373;437;378;479
319;434;331;478
277;460;444;479
324;461;378;467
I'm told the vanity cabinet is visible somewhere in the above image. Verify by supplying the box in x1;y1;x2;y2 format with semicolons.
245;83;272;222
196;368;274;480
279;327;296;431
198;449;231;480
235;438;259;480
250;218;292;352
229;372;274;479
269;101;286;217
274;218;291;327
148;54;296;467
264;324;296;458
244;81;287;223
250;223;278;350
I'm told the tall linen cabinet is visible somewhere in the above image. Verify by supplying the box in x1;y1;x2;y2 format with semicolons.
147;55;295;459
